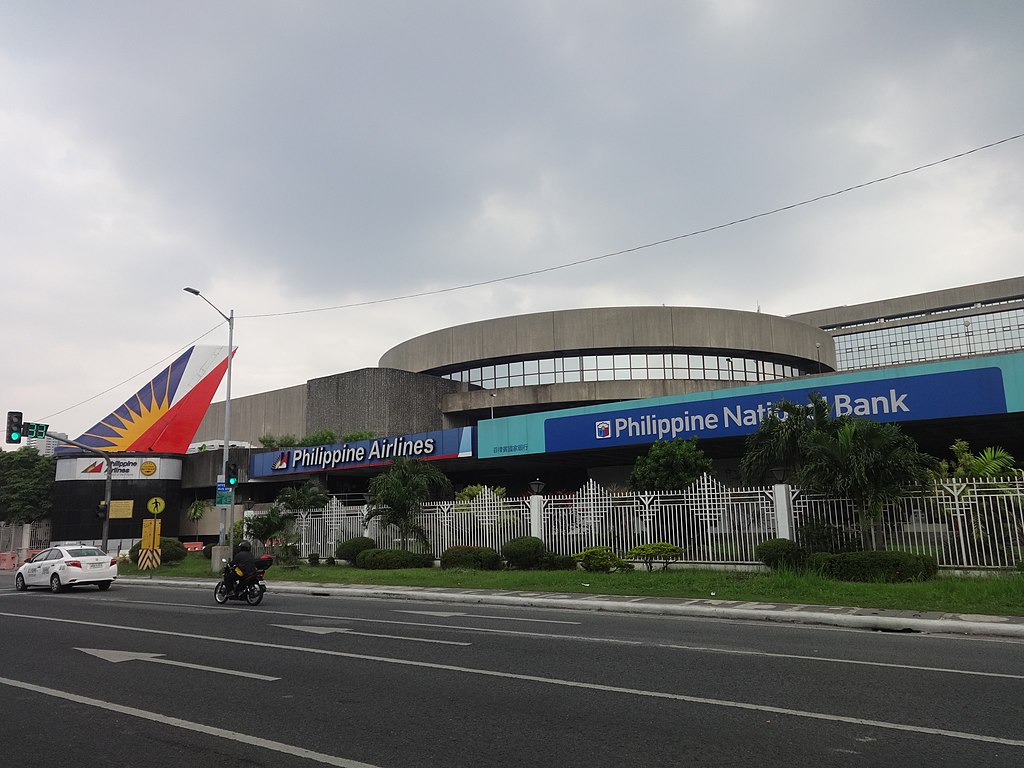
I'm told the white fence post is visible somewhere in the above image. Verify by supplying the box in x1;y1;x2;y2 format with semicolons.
529;493;544;541
773;484;794;540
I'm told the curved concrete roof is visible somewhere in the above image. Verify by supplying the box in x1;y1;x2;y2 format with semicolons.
379;306;836;372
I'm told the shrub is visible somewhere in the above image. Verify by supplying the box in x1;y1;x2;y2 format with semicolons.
203;543;213;559
355;548;434;569
625;542;686;571
1016;559;1024;572
336;536;376;563
324;556;336;566
307;552;320;567
440;545;502;570
573;546;633;573
539;552;578;571
829;551;938;582
755;538;807;571
806;551;835;576
501;536;546;569
128;537;187;565
797;520;862;554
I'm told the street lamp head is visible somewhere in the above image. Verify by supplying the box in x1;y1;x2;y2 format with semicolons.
528;478;546;495
183;287;200;296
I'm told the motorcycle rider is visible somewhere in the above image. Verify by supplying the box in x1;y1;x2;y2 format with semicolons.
225;540;257;594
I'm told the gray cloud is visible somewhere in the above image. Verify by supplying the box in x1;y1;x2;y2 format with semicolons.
2;1;1022;438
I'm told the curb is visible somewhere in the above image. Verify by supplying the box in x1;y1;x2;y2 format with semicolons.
118;577;1024;639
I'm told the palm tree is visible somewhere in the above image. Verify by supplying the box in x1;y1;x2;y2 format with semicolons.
740;393;834;484
365;457;453;551
798;420;937;549
186;499;210;541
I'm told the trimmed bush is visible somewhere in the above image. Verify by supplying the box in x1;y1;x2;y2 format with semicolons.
829;551;938;582
501;536;545;569
440;546;502;570
128;537;188;565
573;546;634;573
797;520;862;554
324;556;336;566
355;548;434;569
539;552;578;571
336;536;376;563
806;551;835;576
203;543;213;559
625;542;686;571
755;538;807;571
307;552;320;567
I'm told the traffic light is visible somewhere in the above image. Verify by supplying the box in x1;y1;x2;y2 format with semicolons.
226;463;239;486
95;501;107;520
5;411;23;444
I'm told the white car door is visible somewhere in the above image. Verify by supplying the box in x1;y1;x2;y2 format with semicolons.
24;549;51;586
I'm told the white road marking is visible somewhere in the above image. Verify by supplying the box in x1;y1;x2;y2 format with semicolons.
97;599;1024;678
0;675;380;767
394;609;580;624
3;610;1022;749
75;647;280;680
274;625;470;645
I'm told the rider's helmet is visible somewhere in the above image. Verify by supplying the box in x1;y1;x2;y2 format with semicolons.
237;540;251;551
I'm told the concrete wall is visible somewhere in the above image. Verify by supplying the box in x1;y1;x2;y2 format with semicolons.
193;384;307;445
789;276;1024;331
378;306;835;373
306;368;465;437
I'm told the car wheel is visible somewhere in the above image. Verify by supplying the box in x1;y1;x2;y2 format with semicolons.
97;581;111;591
49;573;64;593
15;573;27;591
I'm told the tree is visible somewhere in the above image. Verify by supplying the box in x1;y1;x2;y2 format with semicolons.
0;447;56;523
798;420;937;549
740;393;835;484
276;479;330;513
943;439;1021;479
628;437;714;492
186;499;211;541
365;457;452;550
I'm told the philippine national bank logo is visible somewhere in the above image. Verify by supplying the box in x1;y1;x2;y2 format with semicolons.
595;420;612;439
271;452;290;470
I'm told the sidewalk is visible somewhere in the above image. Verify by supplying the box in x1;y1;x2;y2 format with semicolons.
119;576;1024;639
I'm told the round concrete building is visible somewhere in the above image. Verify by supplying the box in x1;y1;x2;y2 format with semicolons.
380;306;836;423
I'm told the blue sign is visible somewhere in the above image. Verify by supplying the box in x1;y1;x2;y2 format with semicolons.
249;427;475;478
543;368;1006;453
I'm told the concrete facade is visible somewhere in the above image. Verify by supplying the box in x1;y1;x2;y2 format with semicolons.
379;306;835;372
789;275;1024;332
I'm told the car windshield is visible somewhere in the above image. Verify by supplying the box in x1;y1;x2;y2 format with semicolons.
67;548;105;557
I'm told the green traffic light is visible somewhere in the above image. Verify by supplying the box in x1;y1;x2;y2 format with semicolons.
10;431;20;441
228;476;237;486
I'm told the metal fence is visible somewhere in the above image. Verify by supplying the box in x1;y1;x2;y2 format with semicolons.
273;475;1024;571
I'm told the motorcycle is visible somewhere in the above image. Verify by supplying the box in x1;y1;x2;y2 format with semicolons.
214;554;273;606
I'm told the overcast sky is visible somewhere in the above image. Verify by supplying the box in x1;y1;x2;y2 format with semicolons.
2;1;1022;443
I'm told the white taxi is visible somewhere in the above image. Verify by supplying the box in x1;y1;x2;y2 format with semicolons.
15;545;118;592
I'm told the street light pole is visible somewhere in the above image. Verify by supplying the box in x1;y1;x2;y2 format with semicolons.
184;287;234;546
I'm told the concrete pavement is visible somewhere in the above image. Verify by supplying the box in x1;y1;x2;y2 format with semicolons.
118;576;1024;639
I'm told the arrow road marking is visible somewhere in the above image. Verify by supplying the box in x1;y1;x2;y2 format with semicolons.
75;648;280;681
274;625;470;646
394;610;580;625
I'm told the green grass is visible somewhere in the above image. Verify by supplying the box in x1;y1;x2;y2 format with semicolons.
121;554;1024;617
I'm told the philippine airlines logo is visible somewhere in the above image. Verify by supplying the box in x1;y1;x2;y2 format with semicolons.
595;420;612;439
82;460;106;474
271;452;290;470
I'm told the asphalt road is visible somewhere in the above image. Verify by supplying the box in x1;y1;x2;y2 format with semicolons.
1;581;1022;767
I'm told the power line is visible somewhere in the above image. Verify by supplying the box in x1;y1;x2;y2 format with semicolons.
241;132;1024;320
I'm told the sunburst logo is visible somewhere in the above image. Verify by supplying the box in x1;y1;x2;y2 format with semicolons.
272;452;289;470
81;461;105;474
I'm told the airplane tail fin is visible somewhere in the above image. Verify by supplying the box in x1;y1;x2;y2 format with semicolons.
66;345;233;454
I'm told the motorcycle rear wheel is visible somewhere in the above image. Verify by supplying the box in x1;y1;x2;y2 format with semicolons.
245;583;265;606
214;581;229;604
